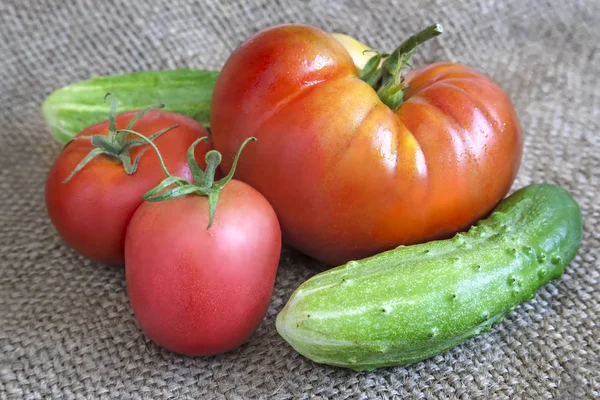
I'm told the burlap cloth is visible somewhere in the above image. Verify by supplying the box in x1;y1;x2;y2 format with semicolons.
1;0;598;398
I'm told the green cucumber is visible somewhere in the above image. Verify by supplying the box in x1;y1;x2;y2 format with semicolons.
41;69;218;144
276;184;582;371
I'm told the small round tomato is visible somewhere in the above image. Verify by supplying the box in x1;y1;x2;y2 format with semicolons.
125;139;281;356
45;106;210;265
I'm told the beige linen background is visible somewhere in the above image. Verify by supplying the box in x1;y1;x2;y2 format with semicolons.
0;0;598;398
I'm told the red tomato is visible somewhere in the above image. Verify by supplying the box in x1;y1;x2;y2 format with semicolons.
210;24;523;265
45;111;210;265
124;180;281;356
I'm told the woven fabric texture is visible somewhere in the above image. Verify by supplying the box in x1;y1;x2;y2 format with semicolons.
1;0;599;398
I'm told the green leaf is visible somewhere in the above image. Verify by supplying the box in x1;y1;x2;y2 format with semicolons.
117;128;173;178
62;147;107;183
215;137;257;189
143;175;189;200
364;70;383;87
145;184;204;202
91;134;121;155
125;103;165;130
123;124;179;150
359;52;382;82
206;191;219;229
186;137;210;184
122;148;149;175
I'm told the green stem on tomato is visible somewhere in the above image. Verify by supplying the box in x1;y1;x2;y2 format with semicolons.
62;93;174;183
360;24;443;112
116;128;176;179
144;137;257;229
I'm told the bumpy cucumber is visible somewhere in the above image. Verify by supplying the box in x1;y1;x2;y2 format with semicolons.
276;184;582;371
41;69;218;144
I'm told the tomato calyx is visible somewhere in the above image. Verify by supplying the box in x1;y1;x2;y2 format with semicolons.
360;23;443;111
143;137;257;229
62;93;177;183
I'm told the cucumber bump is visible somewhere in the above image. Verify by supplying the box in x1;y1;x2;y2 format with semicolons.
276;184;583;371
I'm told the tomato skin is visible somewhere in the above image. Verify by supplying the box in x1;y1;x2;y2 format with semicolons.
45;111;211;265
124;181;281;356
211;24;523;266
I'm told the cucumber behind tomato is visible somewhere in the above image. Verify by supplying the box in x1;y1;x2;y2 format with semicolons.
41;69;218;144
276;184;583;371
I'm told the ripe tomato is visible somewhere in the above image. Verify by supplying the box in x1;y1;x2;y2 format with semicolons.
45;109;210;265
210;24;523;265
125;140;281;356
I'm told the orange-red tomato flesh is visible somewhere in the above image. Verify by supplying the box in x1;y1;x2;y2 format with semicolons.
211;24;523;265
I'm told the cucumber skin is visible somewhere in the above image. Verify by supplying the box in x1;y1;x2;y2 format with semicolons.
276;184;583;371
41;69;219;145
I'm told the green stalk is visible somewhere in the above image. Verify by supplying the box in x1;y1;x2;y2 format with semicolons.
360;24;443;111
144;137;257;229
